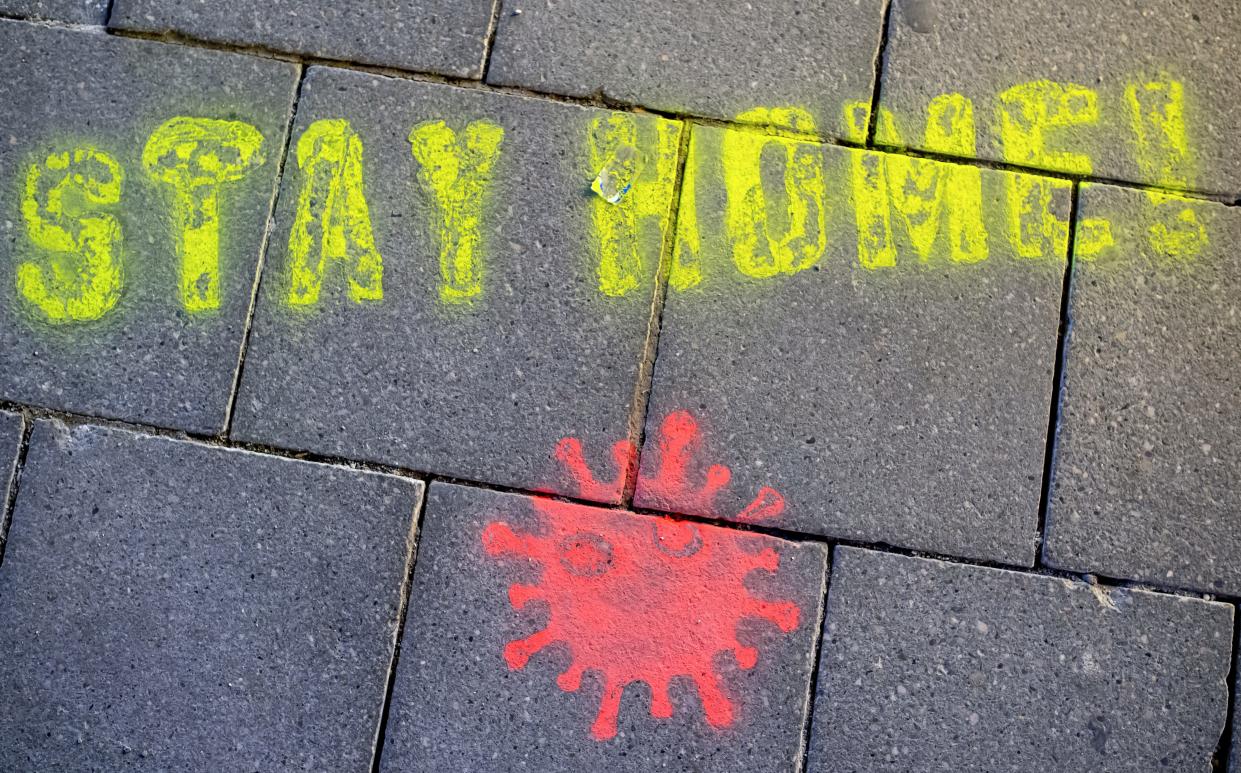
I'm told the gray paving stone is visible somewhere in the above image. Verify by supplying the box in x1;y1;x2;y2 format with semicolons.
0;0;106;23
635;123;1067;565
110;0;495;79
1045;184;1241;594
379;481;828;772
878;0;1241;196
0;21;297;434
487;0;887;142
809;547;1233;773
233;66;677;501
0;420;422;770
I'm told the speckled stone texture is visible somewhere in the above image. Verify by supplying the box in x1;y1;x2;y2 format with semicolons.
0;420;422;770
0;0;106;23
809;547;1233;773
878;0;1241;196
110;0;496;78
0;21;297;434
636;123;1067;565
377;482;828;772
233;66;676;501
487;0;887;141
1045;184;1241;594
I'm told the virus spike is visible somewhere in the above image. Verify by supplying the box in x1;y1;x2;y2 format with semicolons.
736;486;785;522
649;679;674;719
611;439;637;478
698;464;731;507
507;583;542;609
745;598;801;632
557;662;585;692
656;410;698;479
504;627;555;670
554;436;628;501
482;522;532;558
743;547;781;574
733;643;759;670
591;680;626;740
693;671;734;729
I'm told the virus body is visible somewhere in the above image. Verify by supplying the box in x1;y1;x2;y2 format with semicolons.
481;410;801;740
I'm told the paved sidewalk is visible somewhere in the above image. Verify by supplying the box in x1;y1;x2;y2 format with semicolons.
0;1;1239;771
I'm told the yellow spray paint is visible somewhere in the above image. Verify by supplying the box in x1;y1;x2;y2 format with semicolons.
1125;79;1191;190
720;107;827;279
143;117;265;313
18;147;124;322
286;119;384;307
1145;190;1208;260
1004;172;1071;259
852;95;988;268
997;80;1098;175
409;120;505;305
996;82;1094;260
1074;216;1115;261
587;114;680;297
670;126;704;292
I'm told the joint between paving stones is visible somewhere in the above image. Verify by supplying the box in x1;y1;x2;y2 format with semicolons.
0;415;34;570
221;63;308;440
368;486;429;773
863;0;896;147
621;121;693;507
479;0;504;82
795;549;833;773
1033;181;1081;569
3;396;1238;608
1215;610;1241;772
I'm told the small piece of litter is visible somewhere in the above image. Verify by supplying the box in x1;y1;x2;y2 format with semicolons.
592;145;639;204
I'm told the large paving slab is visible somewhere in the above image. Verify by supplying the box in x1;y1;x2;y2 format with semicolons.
0;21;297;434
378;482;828;772
110;0;495;79
635;123;1068;565
877;0;1241;196
0;420;422;770
1045;185;1241;594
809;547;1233;772
233;66;678;501
487;0;887;141
0;0;106;23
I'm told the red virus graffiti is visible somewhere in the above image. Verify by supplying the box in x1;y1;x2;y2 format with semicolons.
481;410;800;740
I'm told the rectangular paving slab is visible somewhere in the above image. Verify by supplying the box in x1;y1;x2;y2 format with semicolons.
809;547;1233;772
877;0;1241;196
0;0;107;23
635;123;1067;565
487;0;887;142
0;20;297;434
1044;184;1241;594
232;66;678;502
378;481;828;772
0;420;422;770
110;0;495;78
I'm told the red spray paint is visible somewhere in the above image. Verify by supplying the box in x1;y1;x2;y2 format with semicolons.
482;410;800;740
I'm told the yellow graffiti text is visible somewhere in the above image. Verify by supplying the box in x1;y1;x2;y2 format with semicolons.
286;119;385;307
18;147;124;323
143;116;265;313
588;114;680;297
409;119;505;305
719;107;828;280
